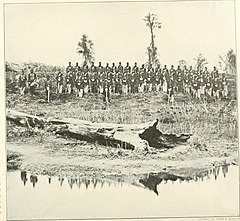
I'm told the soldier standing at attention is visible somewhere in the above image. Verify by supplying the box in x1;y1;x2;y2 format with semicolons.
18;70;27;96
44;75;52;102
28;68;37;96
56;70;63;94
66;62;73;73
117;62;124;74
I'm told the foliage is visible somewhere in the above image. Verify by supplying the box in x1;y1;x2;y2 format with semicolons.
194;54;208;71
219;49;236;75
143;13;161;67
77;34;95;66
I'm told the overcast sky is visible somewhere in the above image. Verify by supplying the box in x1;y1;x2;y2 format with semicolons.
5;0;236;68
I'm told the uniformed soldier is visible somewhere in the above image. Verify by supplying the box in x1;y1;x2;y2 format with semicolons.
90;62;96;73
221;74;228;99
105;63;111;74
117;62;124;74
18;70;27;96
44;75;52;102
211;66;219;79
192;74;199;98
162;65;168;93
176;66;183;93
56;70;63;94
167;75;175;103
146;64;154;92
122;72;128;95
212;77;220;100
154;65;161;92
138;64;146;93
111;63;117;73
204;74;213;97
75;74;84;97
66;62;73;73
65;71;73;94
132;62;139;74
103;78;111;103
28;69;37;96
124;62;131;74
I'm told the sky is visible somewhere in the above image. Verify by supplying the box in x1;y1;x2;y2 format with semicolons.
4;0;236;68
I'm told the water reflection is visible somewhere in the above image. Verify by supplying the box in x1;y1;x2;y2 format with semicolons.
139;172;191;195
19;165;230;192
138;165;231;195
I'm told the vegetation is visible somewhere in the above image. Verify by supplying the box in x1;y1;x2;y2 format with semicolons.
219;49;236;75
77;34;95;66
143;13;161;67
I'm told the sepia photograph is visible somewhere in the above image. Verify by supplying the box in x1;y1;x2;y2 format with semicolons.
4;0;239;220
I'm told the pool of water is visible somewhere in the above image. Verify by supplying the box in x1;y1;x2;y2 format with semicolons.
7;165;239;220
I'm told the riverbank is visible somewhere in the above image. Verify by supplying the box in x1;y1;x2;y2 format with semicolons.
6;92;238;179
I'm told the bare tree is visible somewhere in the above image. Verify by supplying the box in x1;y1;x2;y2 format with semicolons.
77;34;95;66
143;13;161;67
194;54;208;71
219;49;236;75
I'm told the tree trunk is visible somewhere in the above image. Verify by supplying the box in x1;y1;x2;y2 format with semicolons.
6;109;192;150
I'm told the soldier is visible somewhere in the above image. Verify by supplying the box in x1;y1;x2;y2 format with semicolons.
105;63;111;73
211;66;219;79
44;75;52;102
28;68;37;96
176;66;183;93
18;70;27;96
138;64;146;93
192;74;199;98
212;77;220;100
89;68;98;94
146;64;154;92
162;65;168;93
132;62;139;73
117;62;124;74
204;74;213;97
83;69;89;95
66;62;73;73
75;74;84;97
122;72;128;95
56;70;64;94
221;73;228;99
111;63;117;73
167;75;175;103
90;62;96;73
114;70;121;94
65;71;73;94
97;62;104;93
154;65;161;92
130;68;139;93
124;62;131;74
103;78;111;103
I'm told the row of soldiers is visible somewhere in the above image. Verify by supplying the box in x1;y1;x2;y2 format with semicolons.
59;62;228;100
17;61;229;102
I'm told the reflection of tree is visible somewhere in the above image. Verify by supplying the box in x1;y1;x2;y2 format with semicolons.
139;172;186;195
20;171;28;186
222;165;228;178
30;175;38;188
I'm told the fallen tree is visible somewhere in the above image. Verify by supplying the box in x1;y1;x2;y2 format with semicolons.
6;109;192;150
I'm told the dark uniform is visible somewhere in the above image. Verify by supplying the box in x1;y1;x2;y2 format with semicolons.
44;75;52;102
28;69;37;96
56;71;63;94
19;71;27;95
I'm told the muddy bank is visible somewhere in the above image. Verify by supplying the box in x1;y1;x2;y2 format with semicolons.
7;137;238;180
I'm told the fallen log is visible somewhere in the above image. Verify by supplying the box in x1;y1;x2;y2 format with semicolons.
6;109;192;150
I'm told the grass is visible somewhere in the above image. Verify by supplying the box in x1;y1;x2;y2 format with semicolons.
6;90;238;147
